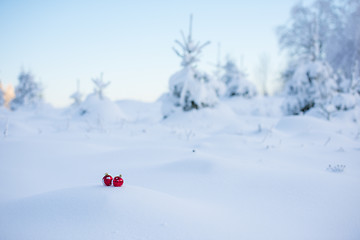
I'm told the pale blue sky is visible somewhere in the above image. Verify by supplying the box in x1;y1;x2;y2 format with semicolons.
0;0;303;107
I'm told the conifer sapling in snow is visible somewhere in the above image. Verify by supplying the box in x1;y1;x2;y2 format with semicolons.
164;15;218;114
283;60;336;115
221;58;257;98
77;73;126;122
11;70;42;110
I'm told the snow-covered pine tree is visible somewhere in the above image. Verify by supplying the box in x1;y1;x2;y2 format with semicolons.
279;1;337;115
92;73;110;100
221;58;257;98
77;73;110;116
70;80;83;106
283;60;336;114
76;73;126;123
10;70;42;110
164;15;218;113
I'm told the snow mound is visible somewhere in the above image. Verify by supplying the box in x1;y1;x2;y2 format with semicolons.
0;186;220;240
75;94;128;123
1;94;360;240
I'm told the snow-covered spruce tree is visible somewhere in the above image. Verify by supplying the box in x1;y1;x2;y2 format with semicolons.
283;61;337;115
76;73;126;123
70;80;83;106
79;73;110;116
278;1;337;115
278;0;360;115
10;70;42;110
163;15;218;115
221;58;257;98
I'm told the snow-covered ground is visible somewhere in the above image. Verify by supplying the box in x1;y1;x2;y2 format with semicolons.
0;97;360;240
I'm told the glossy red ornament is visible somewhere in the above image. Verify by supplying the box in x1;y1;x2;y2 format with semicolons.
103;173;113;186
113;174;124;187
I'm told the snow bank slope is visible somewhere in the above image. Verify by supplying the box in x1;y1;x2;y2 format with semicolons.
0;98;360;240
0;186;221;240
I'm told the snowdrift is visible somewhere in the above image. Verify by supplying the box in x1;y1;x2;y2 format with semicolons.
1;97;360;240
74;94;128;123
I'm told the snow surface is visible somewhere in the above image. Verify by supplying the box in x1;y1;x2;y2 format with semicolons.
0;97;360;240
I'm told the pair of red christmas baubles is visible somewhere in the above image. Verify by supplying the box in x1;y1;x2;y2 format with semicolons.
103;173;124;187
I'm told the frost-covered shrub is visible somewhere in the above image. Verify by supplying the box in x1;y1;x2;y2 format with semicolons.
327;164;345;173
11;71;42;110
283;60;336;115
163;15;219;115
221;59;257;98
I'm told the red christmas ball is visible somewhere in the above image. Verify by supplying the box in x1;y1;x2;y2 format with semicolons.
103;173;113;186
113;174;124;187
